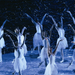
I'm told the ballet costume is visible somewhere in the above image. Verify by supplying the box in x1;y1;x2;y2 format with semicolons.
33;24;43;49
44;55;58;75
0;29;5;62
13;47;27;73
17;34;27;55
56;28;68;52
38;38;50;67
39;38;48;62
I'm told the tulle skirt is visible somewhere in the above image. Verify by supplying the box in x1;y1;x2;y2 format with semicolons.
51;63;58;75
23;44;27;55
44;56;58;75
0;49;2;62
33;33;43;48
14;57;27;72
72;49;75;61
0;38;5;48
39;47;48;62
56;37;68;52
44;63;51;75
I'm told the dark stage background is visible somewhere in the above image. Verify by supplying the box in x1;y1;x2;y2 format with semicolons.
0;0;75;53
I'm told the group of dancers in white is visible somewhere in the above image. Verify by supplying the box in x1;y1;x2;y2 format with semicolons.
0;10;75;75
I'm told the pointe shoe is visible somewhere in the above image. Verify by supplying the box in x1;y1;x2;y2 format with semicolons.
60;59;64;63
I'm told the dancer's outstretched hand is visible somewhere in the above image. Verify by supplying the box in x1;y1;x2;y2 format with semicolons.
67;10;71;13
68;24;71;26
24;27;27;30
25;13;30;17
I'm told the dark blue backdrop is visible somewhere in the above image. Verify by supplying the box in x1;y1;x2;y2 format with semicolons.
0;0;75;53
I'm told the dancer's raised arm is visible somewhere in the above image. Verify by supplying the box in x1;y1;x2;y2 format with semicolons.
6;33;17;48
0;19;9;29
5;29;17;37
21;27;27;35
48;15;58;29
47;39;63;56
68;24;75;33
61;16;64;28
67;11;75;24
25;13;37;25
53;39;63;55
20;34;27;48
40;13;48;30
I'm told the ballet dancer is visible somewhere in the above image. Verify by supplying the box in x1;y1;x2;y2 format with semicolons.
5;27;27;56
38;25;54;67
68;24;75;50
0;19;8;62
68;41;75;68
14;27;27;55
25;13;48;55
48;15;68;63
6;33;27;75
67;10;75;24
44;36;62;75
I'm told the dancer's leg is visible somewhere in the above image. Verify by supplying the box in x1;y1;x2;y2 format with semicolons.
45;58;47;67
31;47;35;53
38;61;43;67
38;44;40;55
12;71;15;75
69;44;74;50
60;49;64;63
19;70;22;75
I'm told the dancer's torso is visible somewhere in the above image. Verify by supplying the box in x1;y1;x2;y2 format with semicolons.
0;29;3;38
36;24;41;33
17;34;24;45
57;28;65;38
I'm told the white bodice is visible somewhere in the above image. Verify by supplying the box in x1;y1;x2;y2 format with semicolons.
43;38;50;48
36;24;41;33
17;34;24;45
57;28;65;38
48;55;55;65
0;29;4;37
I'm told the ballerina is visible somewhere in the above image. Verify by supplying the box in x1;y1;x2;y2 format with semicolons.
6;33;27;75
48;15;68;63
25;13;48;55
44;36;62;75
68;41;75;67
5;27;27;56
68;24;75;50
0;19;8;62
38;25;54;67
67;10;75;24
14;27;27;55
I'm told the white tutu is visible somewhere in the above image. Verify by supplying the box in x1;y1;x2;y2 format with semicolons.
0;30;5;48
56;37;68;52
33;33;43;48
44;55;58;75
72;49;75;61
39;47;48;62
44;63;51;75
0;37;5;48
23;44;27;55
0;49;2;62
14;48;27;72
